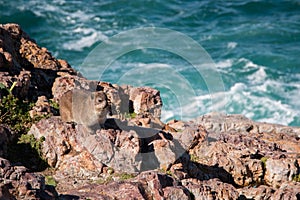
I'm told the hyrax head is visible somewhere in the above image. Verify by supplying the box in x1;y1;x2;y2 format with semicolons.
92;91;108;113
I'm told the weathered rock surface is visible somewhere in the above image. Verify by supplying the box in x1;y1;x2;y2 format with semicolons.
0;23;77;101
1;23;300;199
0;157;56;199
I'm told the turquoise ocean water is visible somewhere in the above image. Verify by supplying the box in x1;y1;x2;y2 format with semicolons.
1;0;300;126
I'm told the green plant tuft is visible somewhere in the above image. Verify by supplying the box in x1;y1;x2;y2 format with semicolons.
124;112;137;119
45;176;57;187
190;154;200;162
260;157;268;168
0;83;7;90
18;134;45;157
117;172;135;180
292;174;300;182
49;99;59;110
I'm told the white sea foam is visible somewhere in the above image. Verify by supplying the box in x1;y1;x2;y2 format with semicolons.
239;58;260;68
225;82;297;125
227;42;237;49
189;79;298;126
63;29;109;51
248;67;267;84
216;59;233;69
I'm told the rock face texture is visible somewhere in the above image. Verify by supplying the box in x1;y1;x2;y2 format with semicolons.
0;23;299;199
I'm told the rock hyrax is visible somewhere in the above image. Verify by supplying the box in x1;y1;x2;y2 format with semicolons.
59;89;108;133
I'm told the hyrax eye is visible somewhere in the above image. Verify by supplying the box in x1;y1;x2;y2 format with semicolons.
96;97;104;103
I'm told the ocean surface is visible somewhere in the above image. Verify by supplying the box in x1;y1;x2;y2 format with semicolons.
1;0;300;126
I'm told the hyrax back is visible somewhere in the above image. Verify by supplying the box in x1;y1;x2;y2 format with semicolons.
59;89;108;132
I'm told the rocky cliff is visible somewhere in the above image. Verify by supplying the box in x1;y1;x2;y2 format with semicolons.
0;23;299;200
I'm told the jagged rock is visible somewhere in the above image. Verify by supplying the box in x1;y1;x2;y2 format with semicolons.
149;120;207;171
28;117;103;177
52;76;99;102
181;178;239;200
196;112;300;138
128;86;162;118
29;96;52;118
167;120;207;152
238;182;300;200
187;140;264;186
163;186;191;200
0;23;76;100
191;112;300;187
28;116;205;175
238;185;275;200
60;182;146;199
128;114;165;129
272;182;300;200
265;157;299;188
59;170;190;199
0;157;56;199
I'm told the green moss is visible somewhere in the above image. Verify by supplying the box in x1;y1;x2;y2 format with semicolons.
260;157;268;168
107;167;114;174
45;176;57;187
292;174;300;182
124;112;137;119
95;175;114;184
94;172;136;185
166;170;173;176
190;154;200;162
117;172;135;180
49;99;59;110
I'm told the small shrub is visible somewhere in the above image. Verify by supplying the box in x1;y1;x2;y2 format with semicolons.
0;93;33;134
18;134;45;157
1;83;48;170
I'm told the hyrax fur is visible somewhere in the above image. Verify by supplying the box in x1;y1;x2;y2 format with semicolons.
59;89;108;133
